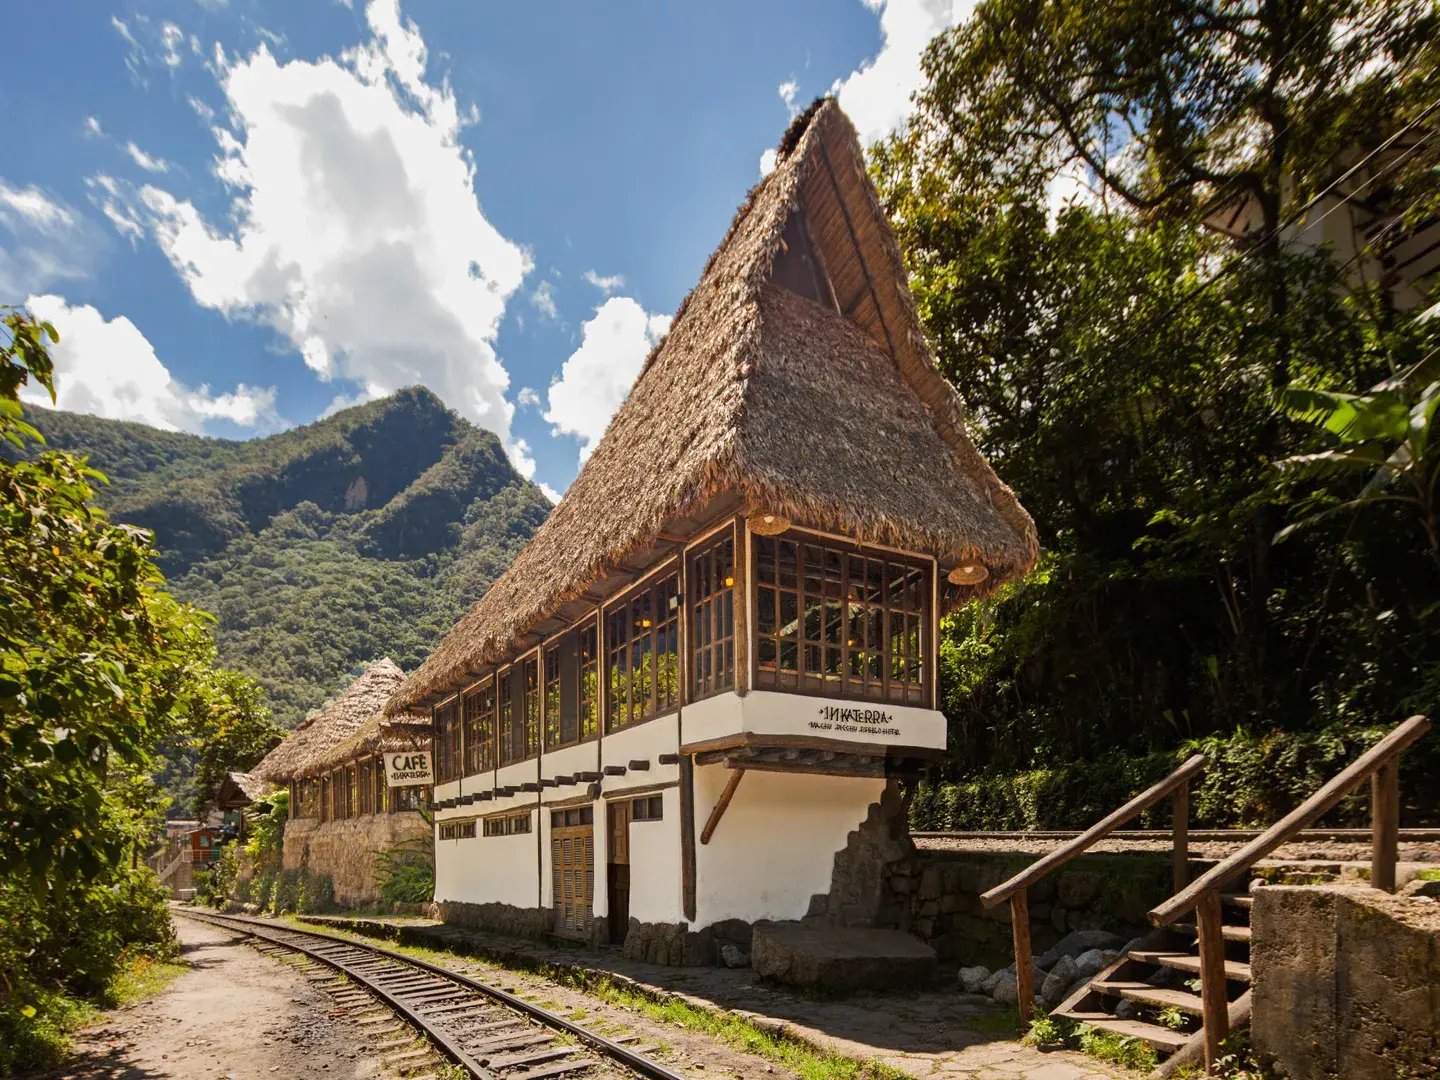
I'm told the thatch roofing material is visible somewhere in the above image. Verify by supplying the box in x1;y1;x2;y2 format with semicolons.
303;714;431;777
253;659;409;783
219;771;272;806
388;99;1037;715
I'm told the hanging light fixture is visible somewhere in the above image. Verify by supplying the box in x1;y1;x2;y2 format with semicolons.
948;562;990;586
747;511;792;536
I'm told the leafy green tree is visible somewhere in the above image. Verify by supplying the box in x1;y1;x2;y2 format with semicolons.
874;0;1440;795
189;669;282;819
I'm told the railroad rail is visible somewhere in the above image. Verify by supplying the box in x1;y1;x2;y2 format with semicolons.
913;828;1440;843
177;908;687;1080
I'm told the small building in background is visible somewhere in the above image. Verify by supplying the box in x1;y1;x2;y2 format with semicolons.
385;99;1037;962
253;658;433;906
214;770;272;842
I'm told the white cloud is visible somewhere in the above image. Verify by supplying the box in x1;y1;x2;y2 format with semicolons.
516;386;541;408
543;296;670;464
0;181;101;297
834;0;976;145
188;95;216;121
128;0;532;468
125;142;171;173
161;22;186;68
85;116;104;137
778;78;801;118
583;269;625;295
22;294;280;433
530;279;557;319
86;174;144;241
537;481;561;504
759;147;778;178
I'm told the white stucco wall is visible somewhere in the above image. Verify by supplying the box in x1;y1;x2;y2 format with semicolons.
693;764;882;928
434;808;540;909
622;786;684;924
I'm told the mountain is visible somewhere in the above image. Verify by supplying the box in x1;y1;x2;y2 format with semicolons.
19;388;552;729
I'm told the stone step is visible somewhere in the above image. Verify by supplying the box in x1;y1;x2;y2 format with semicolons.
1056;1010;1189;1053
1223;893;1254;910
1091;979;1206;1014
1128;949;1252;983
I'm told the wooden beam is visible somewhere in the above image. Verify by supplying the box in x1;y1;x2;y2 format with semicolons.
700;768;745;846
1196;890;1229;1071
1372;761;1399;892
1011;891;1033;1023
680;757;697;921
1172;779;1190;894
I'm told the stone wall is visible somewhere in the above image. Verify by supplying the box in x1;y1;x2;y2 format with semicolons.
282;812;430;906
438;899;553;940
882;851;1173;968
1252;884;1440;1079
814;778;916;927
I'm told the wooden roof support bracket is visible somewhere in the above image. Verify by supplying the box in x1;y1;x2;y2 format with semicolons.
700;767;745;846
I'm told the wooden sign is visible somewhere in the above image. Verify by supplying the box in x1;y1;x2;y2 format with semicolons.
384;749;434;787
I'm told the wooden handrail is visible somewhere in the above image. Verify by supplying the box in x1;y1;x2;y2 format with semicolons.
981;753;1208;908
1149;714;1431;927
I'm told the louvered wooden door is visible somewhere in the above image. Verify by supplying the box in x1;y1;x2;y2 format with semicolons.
550;806;594;940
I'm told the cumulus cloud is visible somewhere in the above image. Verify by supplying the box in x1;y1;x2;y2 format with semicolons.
759;147;778;178
530;279;558;319
516;386;541;408
125;142;171;173
537;481;561;504
0;181;102;297
582;269;625;295
22;294;281;433
126;0;532;468
834;0;976;145
543;297;670;464
778;78;801;118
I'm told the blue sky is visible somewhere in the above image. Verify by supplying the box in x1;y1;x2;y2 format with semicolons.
2;0;970;499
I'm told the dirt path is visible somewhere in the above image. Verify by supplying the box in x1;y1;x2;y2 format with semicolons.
30;915;401;1080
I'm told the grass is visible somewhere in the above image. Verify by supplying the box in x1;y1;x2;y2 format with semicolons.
105;955;188;1008
1075;1024;1159;1071
279;917;915;1080
1416;867;1440;882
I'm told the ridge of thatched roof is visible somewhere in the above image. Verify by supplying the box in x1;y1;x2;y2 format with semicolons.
253;659;409;783
388;98;1037;715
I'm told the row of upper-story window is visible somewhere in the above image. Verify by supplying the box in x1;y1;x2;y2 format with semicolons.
289;756;429;821
432;522;933;784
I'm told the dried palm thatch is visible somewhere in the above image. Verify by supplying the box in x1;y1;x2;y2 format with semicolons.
216;771;273;808
301;711;431;778
253;659;408;783
389;98;1037;715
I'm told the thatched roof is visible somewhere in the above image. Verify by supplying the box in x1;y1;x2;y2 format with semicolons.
301;712;431;778
254;659;409;783
216;770;272;808
389;98;1036;715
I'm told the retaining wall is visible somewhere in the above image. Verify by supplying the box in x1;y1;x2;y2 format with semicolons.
283;812;431;906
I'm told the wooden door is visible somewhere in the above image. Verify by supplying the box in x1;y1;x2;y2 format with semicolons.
550;806;594;939
607;800;631;945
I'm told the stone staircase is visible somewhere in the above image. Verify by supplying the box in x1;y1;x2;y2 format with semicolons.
1054;889;1254;1060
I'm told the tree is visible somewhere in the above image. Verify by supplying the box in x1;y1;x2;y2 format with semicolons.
189;669;282;819
873;0;1440;780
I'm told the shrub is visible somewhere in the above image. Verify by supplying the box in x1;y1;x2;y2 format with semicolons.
374;838;434;904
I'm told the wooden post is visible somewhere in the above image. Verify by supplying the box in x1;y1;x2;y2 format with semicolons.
679;756;697;921
701;768;745;845
1010;890;1033;1023
1196;889;1229;1072
1371;760;1399;893
1172;779;1190;894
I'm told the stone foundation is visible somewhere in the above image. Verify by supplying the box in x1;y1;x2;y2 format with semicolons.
814;778;916;927
881;851;1173;968
1252;884;1440;1079
282;812;430;906
620;917;753;966
438;898;553;940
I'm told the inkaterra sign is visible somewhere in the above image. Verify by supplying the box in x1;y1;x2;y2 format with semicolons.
384;749;434;787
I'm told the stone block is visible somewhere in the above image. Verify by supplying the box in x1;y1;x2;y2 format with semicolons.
958;965;990;993
1040;955;1077;1007
751;923;937;992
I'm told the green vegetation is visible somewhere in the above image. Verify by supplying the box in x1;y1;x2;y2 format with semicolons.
18;385;551;737
374;836;435;904
1076;1024;1159;1072
0;308;264;1071
876;0;1440;824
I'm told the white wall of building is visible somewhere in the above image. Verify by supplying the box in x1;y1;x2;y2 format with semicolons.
693;764;882;928
600;712;680;789
620;786;685;924
434;817;540;909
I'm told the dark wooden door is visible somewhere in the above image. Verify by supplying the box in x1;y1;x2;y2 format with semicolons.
550;806;594;939
607;801;631;945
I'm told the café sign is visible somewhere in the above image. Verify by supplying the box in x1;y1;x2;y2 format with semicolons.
384;748;434;787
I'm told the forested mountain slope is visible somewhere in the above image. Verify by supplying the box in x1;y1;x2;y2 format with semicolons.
20;388;551;729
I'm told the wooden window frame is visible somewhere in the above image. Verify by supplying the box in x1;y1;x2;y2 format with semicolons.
435;698;463;785
439;820;477;840
631;794;664;821
463;678;496;777
688;525;737;701
482;810;533;837
752;530;931;706
391;784;429;813
604;566;680;734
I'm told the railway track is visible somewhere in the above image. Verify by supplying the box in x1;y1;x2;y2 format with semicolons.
913;828;1440;842
177;908;688;1080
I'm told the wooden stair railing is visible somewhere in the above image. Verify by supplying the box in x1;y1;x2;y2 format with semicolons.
1147;714;1431;1074
980;753;1208;1022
